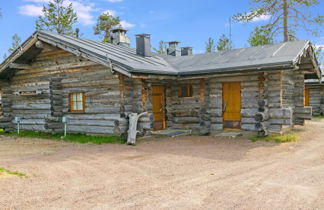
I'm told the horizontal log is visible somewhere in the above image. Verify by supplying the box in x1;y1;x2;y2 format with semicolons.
9;63;32;70
269;108;293;119
67;125;115;134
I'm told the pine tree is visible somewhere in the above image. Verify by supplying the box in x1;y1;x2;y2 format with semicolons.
248;25;274;46
93;12;120;43
233;0;324;42
36;0;77;35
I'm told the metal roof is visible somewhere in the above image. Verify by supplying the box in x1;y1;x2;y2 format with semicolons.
0;31;321;78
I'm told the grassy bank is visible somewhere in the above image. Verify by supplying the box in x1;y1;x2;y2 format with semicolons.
0;130;125;144
250;133;299;143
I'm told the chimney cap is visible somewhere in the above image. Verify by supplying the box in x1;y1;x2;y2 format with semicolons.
166;41;181;44
136;33;151;37
111;27;128;32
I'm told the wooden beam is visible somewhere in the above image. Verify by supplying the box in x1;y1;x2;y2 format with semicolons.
9;63;32;70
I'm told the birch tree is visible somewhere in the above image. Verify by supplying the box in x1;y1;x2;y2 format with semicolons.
153;41;167;54
8;34;21;54
248;25;274;46
205;37;215;53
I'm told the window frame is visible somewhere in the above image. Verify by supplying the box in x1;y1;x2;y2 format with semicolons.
178;84;193;98
69;92;86;113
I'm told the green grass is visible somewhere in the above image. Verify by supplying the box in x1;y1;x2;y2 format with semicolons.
0;130;125;144
313;115;324;119
0;168;27;177
250;133;299;143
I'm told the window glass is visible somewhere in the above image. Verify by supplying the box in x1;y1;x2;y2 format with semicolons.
179;85;193;97
70;92;85;112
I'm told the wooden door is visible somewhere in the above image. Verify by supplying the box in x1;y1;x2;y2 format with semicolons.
305;88;310;106
152;85;166;130
222;82;241;129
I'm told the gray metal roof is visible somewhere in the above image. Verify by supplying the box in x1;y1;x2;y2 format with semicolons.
0;31;321;77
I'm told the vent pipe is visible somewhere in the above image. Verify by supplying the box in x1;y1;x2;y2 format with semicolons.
76;28;80;38
136;34;151;57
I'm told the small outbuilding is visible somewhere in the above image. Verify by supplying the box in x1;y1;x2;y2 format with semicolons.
0;30;321;136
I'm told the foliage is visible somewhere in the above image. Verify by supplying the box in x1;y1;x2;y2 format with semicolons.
205;37;215;53
8;34;21;54
233;0;324;42
250;133;299;143
248;25;274;46
0;168;27;177
94;12;120;43
0;130;125;144
314;45;323;65
36;0;77;35
153;40;167;54
216;34;233;51
313;115;324;119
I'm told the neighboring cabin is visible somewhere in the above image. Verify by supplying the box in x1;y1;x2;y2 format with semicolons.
0;29;321;137
305;76;324;116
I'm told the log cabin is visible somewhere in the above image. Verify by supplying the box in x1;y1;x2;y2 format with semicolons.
305;76;324;116
0;29;321;137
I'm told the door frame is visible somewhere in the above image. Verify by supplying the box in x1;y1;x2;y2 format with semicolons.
304;87;310;106
151;85;166;130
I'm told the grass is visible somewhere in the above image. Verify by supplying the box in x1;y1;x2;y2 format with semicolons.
250;133;299;143
0;130;126;144
0;168;27;177
313;115;324;119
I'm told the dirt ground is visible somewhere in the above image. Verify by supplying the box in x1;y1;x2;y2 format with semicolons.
0;120;324;210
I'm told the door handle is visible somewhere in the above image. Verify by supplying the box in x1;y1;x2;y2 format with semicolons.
223;102;228;112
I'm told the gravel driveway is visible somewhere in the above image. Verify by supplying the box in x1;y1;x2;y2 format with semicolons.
0;119;324;210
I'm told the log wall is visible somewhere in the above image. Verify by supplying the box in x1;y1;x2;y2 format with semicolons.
1;47;125;135
1;45;310;136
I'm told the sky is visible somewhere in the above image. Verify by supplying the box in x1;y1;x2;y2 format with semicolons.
0;0;323;62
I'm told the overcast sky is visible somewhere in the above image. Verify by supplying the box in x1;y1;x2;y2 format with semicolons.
0;0;323;62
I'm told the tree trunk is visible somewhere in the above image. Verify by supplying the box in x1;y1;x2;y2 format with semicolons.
283;0;289;42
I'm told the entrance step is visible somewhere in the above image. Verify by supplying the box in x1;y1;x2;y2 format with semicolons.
151;129;191;137
213;131;243;138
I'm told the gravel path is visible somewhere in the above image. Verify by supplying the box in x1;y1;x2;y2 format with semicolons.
0;119;324;210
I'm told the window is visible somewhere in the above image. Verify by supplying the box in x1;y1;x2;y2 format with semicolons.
179;85;193;97
69;92;85;112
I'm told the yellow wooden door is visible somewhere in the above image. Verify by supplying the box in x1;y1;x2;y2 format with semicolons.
222;82;241;129
305;88;310;106
152;85;166;130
